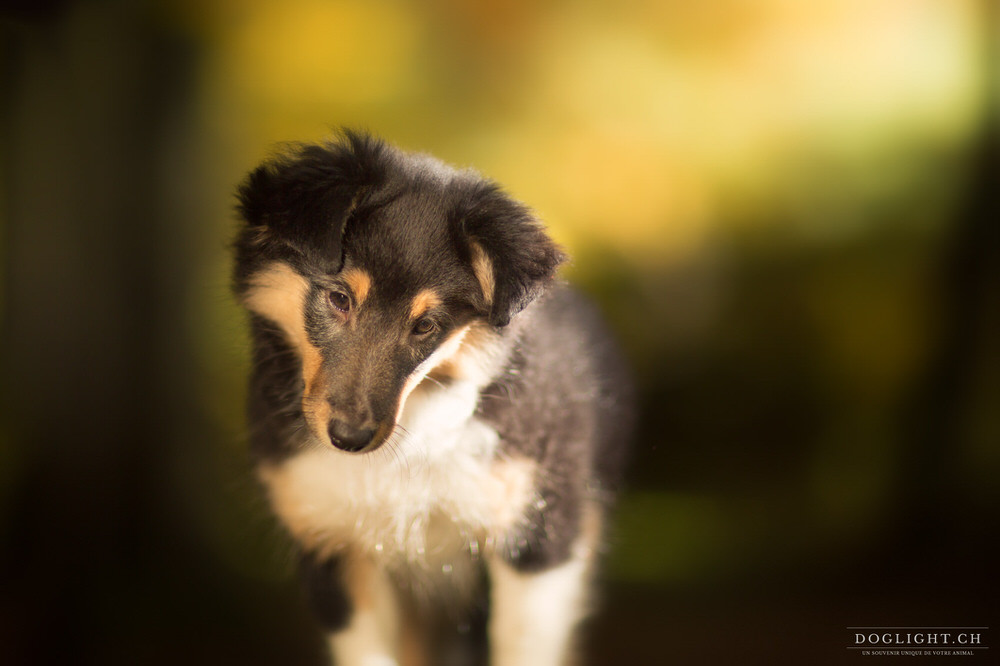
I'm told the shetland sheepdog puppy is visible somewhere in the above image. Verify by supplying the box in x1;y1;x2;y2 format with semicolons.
232;131;633;666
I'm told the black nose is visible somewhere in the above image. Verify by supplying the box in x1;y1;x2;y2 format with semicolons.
327;420;376;453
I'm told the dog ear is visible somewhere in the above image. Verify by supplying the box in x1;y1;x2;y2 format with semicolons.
236;130;389;272
457;182;567;328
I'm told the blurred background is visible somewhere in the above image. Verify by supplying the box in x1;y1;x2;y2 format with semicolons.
1;0;996;663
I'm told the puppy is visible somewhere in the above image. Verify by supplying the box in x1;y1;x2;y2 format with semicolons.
232;131;633;665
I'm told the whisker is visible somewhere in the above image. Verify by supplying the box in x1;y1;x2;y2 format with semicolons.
385;424;412;485
421;374;446;390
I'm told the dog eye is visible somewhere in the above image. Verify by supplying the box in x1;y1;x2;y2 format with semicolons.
412;318;436;336
328;290;351;313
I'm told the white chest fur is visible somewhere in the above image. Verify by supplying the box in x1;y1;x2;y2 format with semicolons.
259;377;536;576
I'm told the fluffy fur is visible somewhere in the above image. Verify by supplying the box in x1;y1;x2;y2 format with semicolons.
232;130;633;665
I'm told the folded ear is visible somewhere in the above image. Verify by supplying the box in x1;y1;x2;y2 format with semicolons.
236;130;389;272
456;182;567;327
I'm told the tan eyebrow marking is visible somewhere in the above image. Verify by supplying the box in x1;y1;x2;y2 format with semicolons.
340;268;372;306
469;241;494;306
410;288;442;320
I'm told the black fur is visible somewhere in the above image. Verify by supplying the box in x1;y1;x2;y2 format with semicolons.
299;552;352;632
234;131;392;284
476;288;635;571
450;180;567;327
246;316;307;463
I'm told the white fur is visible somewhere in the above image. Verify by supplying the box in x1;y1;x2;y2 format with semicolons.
488;549;591;666
261;377;500;573
258;319;558;663
259;318;522;571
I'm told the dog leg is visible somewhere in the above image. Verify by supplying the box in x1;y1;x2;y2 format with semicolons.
488;552;590;666
301;551;401;666
329;556;401;666
487;502;602;666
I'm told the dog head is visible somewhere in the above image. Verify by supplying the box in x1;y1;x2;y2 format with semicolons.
233;131;565;454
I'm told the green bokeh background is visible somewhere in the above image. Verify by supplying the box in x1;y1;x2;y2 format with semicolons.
1;1;996;663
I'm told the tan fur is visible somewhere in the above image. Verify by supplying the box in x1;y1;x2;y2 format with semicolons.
428;321;499;383
469;241;495;306
302;385;333;448
243;263;328;417
327;554;400;665
242;262;311;350
409;288;442;320
578;500;604;563
399;611;428;666
486;456;538;536
257;460;333;555
340;267;372;306
344;555;377;611
245;262;376;444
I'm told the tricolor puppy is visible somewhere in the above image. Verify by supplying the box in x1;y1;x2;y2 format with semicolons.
232;131;633;665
